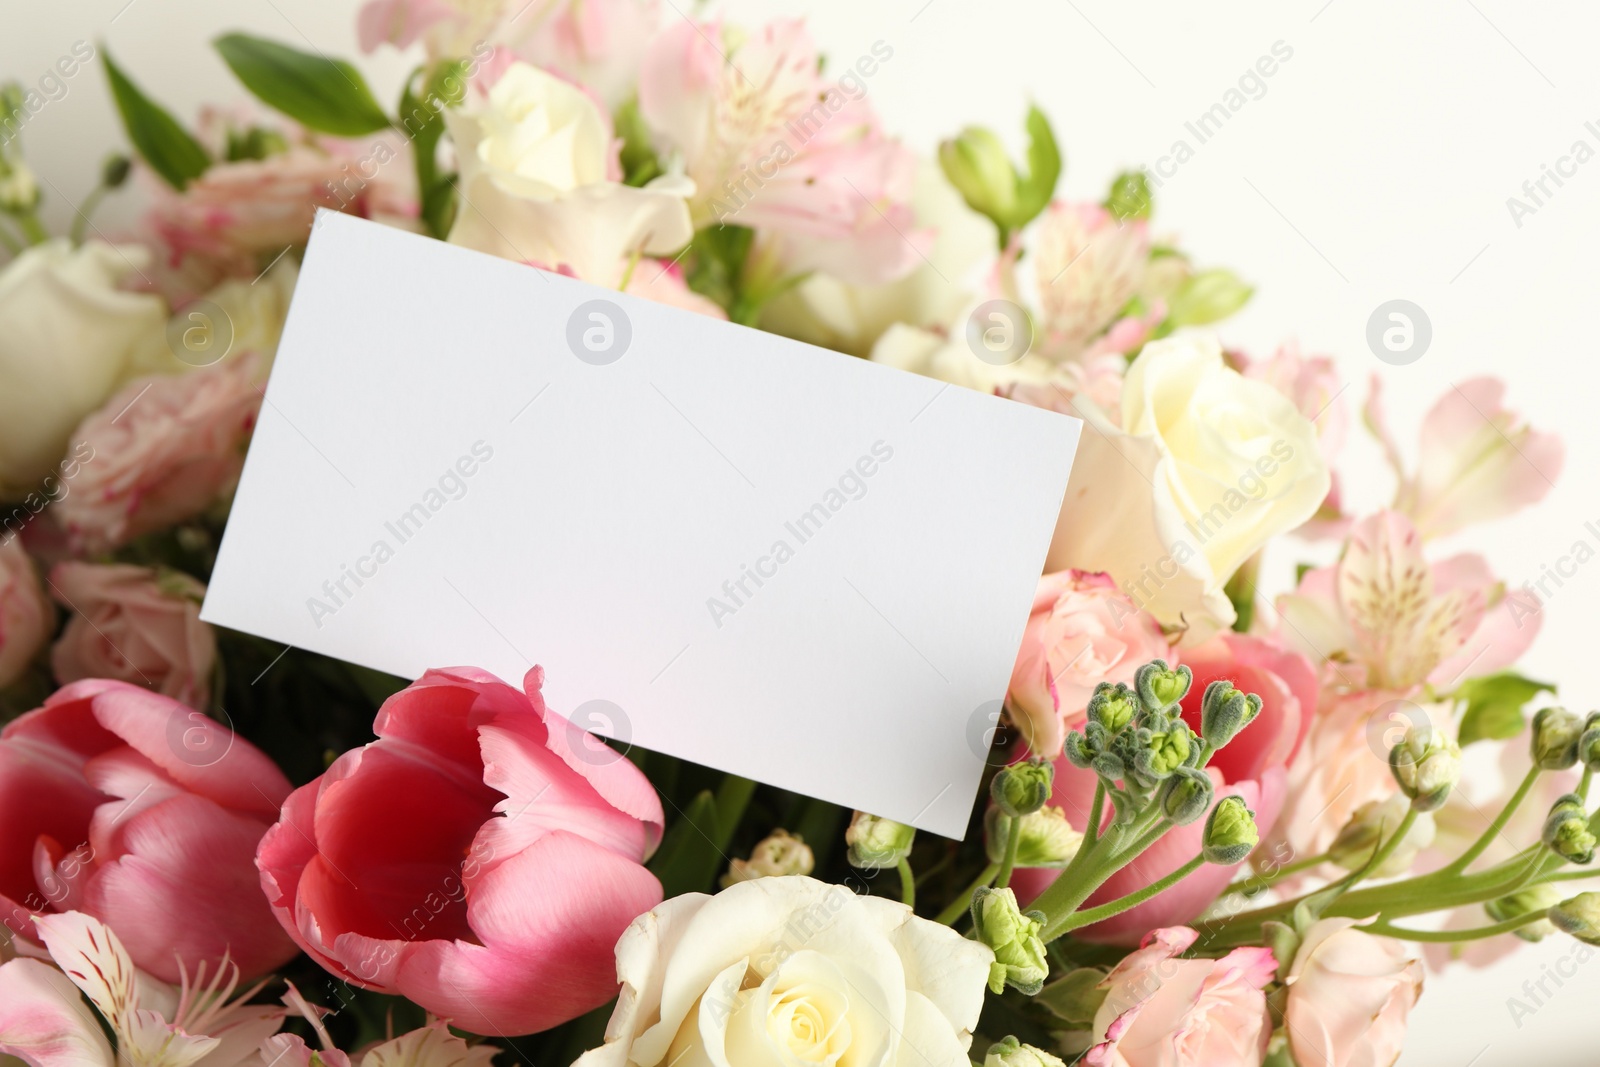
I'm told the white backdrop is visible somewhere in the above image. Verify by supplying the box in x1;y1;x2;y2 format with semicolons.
6;0;1597;1062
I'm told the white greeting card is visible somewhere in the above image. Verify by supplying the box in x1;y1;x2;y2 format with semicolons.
202;212;1081;838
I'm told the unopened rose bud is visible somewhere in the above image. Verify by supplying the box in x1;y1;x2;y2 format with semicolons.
1542;794;1596;865
1088;682;1139;733
1135;659;1193;714
1203;796;1258;865
721;829;813;887
970;886;1048;995
845;812;914;869
1389;725;1461;811
1199;679;1263;750
1486;884;1562;943
992;758;1054;817
1328;794;1435;877
985;805;1083;868
1549;892;1600;945
1158;767;1214;826
983;1036;1066;1067
1532;707;1584;770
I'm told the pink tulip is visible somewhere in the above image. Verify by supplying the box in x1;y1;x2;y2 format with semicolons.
0;679;297;982
256;665;665;1036
1011;634;1313;942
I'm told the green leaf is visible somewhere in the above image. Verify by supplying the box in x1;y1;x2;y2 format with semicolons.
398;61;465;238
648;790;721;898
214;34;390;137
1105;169;1153;221
1457;671;1556;745
101;49;210;189
1164;267;1253;327
1013;103;1062;228
615;98;663;188
1036;967;1107;1026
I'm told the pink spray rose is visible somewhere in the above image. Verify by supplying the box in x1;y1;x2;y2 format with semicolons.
0;538;50;689
1007;570;1170;759
49;563;216;710
58;354;262;553
1284;918;1422;1067
1086;926;1276;1067
1011;633;1312;942
256;665;666;1035
0;679;297;981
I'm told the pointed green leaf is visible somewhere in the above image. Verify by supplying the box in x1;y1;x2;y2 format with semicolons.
1014;103;1062;225
1458;671;1556;745
101;49;210;189
215;33;390;137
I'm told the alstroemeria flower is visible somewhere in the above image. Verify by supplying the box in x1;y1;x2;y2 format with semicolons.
1032;201;1149;361
1367;375;1563;541
1276;510;1537;692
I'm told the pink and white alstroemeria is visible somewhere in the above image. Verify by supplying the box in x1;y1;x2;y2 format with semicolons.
1366;375;1563;541
262;1019;500;1067
1031;201;1149;362
639;18;926;286
1276;510;1538;693
0;910;283;1067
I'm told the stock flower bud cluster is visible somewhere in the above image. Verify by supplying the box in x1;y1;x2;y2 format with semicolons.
844;812;915;869
970;886;1049;995
1486;885;1562;943
1063;662;1212;793
1532;707;1585;770
1199;679;1263;749
983;1036;1066;1067
1541;794;1596;865
1578;711;1600;771
1328;794;1436;876
992;758;1054;817
1389;725;1461;811
1550;892;1600;946
1202;796;1259;865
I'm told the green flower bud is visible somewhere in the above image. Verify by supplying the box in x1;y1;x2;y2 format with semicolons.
985;805;1084;868
101;153;132;189
1542;794;1596;864
1579;724;1600;772
1389;725;1461;811
1158;767;1214;825
1135;659;1193;714
983;1036;1066;1067
1532;706;1584;770
1485;884;1562;943
1105;170;1153;222
844;812;914;869
1550;892;1600;945
991;759;1054;817
1164;268;1254;327
1138;721;1195;781
1088;683;1139;734
938;126;1018;226
1199;680;1263;750
0;160;38;215
970;887;1049;995
1063;731;1094;769
1203;796;1259;865
1327;794;1435;877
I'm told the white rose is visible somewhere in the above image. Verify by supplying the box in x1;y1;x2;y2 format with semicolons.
445;62;692;283
575;876;992;1067
0;239;166;495
1045;334;1328;642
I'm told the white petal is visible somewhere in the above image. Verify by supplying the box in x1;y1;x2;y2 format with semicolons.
0;958;114;1067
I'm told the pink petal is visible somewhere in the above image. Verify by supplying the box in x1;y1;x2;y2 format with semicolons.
0;957;114;1067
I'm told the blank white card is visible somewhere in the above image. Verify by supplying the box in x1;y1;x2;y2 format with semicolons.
202;212;1081;838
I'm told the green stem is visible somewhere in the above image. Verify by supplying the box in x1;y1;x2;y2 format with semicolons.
69;186;106;245
1084;780;1106;845
1350;807;1419;887
15;211;46;245
0;220;21;255
1358;911;1547;943
897;858;915;909
1234;851;1331;893
1047;854;1206;937
995;815;1023;890
936;863;999;926
1446;766;1540;875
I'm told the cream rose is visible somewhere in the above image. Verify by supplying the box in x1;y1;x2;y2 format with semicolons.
1044;334;1329;642
1284;918;1422;1067
445;62;692;283
0;240;166;496
575;876;992;1067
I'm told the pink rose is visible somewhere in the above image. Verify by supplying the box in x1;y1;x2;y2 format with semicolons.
1008;570;1170;758
49;563;216;710
1012;633;1312;942
57;355;262;553
0;538;49;689
508;0;662;110
1243;343;1349;539
256;665;665;1035
1086;926;1276;1067
0;679;297;981
1284;918;1422;1067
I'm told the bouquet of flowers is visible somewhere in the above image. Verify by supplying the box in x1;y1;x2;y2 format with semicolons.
0;1;1583;1065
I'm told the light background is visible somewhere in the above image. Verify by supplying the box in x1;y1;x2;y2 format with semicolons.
5;0;1596;1062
